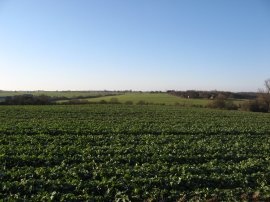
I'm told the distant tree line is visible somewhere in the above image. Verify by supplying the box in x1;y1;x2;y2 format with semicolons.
240;79;270;113
204;79;270;113
0;93;121;105
65;98;166;106
1;94;53;105
167;90;257;100
1;81;269;113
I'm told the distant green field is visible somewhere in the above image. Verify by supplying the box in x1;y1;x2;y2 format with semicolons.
72;92;208;106
1;91;247;106
69;92;244;106
0;91;119;98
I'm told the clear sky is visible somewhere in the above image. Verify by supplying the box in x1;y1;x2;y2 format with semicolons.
0;0;269;92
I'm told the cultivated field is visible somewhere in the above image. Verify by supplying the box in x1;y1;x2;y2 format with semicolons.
84;93;209;106
0;91;246;107
1;105;270;201
60;92;245;106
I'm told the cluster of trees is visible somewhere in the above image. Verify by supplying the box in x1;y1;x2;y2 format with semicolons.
1;95;53;105
206;79;270;113
0;94;122;105
206;94;238;110
240;79;270;112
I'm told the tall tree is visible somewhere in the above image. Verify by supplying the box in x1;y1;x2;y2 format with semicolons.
258;79;270;112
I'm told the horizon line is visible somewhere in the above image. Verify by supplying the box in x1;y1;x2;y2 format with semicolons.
0;89;259;93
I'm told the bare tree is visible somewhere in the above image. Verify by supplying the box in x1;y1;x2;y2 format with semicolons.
265;79;270;94
258;79;270;112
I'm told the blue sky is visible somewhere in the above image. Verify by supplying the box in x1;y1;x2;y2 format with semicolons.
0;0;269;91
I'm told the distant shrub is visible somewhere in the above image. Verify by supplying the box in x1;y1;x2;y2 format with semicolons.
66;99;89;104
241;100;268;112
137;100;147;105
191;104;204;108
224;101;238;110
207;99;226;109
175;102;186;107
109;98;120;104
99;100;107;104
125;100;133;105
207;98;238;110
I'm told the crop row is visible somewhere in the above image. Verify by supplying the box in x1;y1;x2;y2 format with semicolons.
0;105;270;136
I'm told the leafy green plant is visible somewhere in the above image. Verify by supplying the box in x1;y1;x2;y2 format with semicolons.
1;105;270;201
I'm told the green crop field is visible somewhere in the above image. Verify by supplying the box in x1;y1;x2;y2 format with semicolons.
60;92;211;106
85;93;209;106
1;105;270;201
57;92;245;106
1;91;246;107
